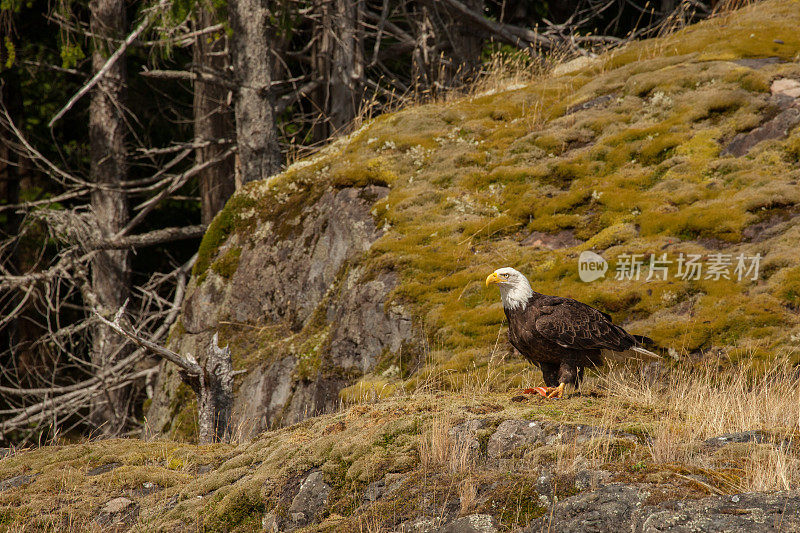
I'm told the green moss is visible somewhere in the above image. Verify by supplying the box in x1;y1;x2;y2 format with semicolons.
474;473;547;527
785;131;800;162
203;484;265;531
330;157;397;188
775;267;800;310
177;0;800;402
210;246;242;280
165;318;186;347
294;327;331;381
339;378;400;404
167;382;198;442
638;133;683;165
193;194;258;279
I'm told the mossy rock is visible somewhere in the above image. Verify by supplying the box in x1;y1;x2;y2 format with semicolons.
153;0;800;445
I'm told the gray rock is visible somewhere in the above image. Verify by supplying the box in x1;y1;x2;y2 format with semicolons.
86;462;121;476
526;484;800;532
361;471;404;503
449;419;487;457
722;98;800;156
0;473;36;492
398;516;441;533
639;491;800;532
95;496;138;527
703;431;765;447
565;93;617;116
574;469;613;491
544;423;634;446
525;484;651;533
288;470;331;527
146;185;414;439
520;230;583;250
262;511;279;532
487;419;544;458
364;479;385;502
438;514;498;533
732;57;783;69
487;419;636;459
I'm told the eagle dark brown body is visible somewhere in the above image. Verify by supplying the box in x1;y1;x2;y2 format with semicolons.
505;293;637;387
486;267;658;398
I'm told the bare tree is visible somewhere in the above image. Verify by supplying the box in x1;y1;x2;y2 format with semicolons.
228;0;282;186
412;4;439;93
87;0;132;433
329;0;366;132
193;5;235;223
441;0;485;85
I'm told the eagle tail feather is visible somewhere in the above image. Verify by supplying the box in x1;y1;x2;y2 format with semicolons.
601;345;661;362
631;345;661;360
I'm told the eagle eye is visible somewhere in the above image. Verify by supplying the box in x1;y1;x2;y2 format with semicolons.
502;273;509;278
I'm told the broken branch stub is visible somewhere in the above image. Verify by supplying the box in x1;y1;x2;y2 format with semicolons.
179;333;234;444
96;308;233;444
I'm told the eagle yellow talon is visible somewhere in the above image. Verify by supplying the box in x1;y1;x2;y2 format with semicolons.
545;383;565;399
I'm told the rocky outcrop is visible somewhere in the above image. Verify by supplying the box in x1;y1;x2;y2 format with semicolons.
487;418;635;459
722;77;800;156
0;473;36;492
145;184;413;439
525;485;800;532
95;497;138;529
287;471;331;528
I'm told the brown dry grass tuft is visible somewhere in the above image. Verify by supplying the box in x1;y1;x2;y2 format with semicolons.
419;412;474;476
601;358;800;491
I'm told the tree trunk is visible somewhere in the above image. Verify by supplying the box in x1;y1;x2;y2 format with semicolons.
88;0;131;434
193;7;235;223
418;0;485;89
329;0;365;133
174;333;233;443
311;0;333;142
97;314;233;444
228;0;282;186
412;4;439;95
449;0;484;84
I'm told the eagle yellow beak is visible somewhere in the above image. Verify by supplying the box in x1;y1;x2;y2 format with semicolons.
485;271;500;287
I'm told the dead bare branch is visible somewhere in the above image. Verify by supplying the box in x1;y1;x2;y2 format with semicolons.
89;225;207;250
48;0;171;128
140;68;237;89
438;0;553;50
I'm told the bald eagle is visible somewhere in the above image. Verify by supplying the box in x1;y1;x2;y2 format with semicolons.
486;267;659;399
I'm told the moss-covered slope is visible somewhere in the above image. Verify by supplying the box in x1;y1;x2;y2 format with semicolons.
161;0;800;430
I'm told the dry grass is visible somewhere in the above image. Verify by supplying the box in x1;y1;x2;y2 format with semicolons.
712;0;761;15
5;357;800;531
415;355;800;494
605;360;800;440
418;411;474;476
600;358;800;491
458;476;479;515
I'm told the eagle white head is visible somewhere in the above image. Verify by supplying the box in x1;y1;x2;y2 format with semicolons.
485;267;534;310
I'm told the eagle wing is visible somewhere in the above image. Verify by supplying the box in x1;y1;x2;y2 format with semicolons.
532;296;635;352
